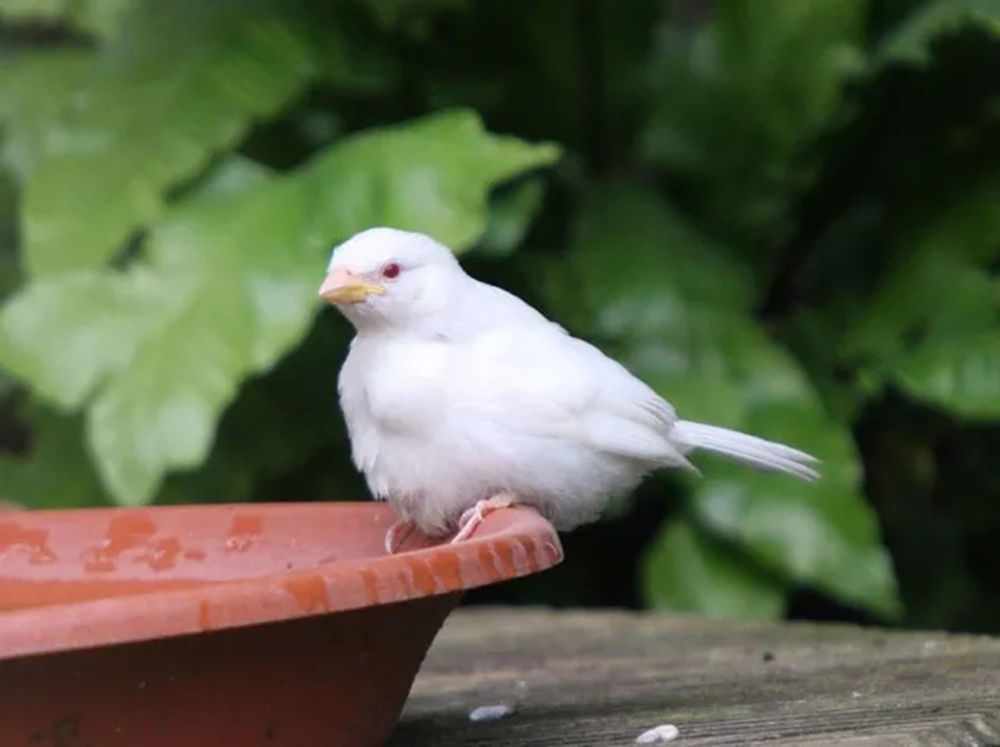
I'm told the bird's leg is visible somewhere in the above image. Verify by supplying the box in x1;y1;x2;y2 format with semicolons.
384;519;417;554
450;493;517;544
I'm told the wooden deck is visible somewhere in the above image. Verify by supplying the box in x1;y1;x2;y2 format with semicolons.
391;607;1000;745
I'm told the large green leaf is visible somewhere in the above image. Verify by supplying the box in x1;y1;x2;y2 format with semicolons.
0;0;62;22
0;110;559;505
642;516;787;619
0;269;166;409
691;397;901;619
840;184;1000;419
654;315;900;617
86;268;254;504
643;0;865;238
547;182;899;617
22;2;316;276
877;0;1000;66
842;254;997;367
73;0;132;36
476;178;546;258
156;317;358;507
0;0;132;35
560;181;753;322
0;50;92;178
893;331;1000;418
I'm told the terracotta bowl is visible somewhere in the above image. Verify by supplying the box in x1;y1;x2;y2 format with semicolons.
0;502;562;746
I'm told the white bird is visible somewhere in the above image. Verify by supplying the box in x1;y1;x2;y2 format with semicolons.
319;227;819;553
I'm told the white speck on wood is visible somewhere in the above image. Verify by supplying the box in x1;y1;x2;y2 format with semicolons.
636;724;679;743
469;704;516;722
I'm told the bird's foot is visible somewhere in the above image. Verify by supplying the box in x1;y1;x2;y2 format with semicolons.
384;519;417;554
450;494;516;544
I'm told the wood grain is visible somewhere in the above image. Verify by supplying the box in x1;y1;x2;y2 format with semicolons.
391;607;1000;745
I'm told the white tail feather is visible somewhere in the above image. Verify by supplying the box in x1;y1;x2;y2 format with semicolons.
670;421;819;482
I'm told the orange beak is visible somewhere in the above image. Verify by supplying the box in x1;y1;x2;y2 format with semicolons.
318;268;386;304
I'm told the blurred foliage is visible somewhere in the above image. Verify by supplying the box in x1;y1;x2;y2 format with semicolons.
1;0;999;631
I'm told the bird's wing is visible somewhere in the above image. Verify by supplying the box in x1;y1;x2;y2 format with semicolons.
454;323;689;467
337;337;382;475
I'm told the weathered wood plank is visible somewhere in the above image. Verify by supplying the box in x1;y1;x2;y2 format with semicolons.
391;607;1000;745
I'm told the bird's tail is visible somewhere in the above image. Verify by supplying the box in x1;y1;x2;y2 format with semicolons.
670;420;819;482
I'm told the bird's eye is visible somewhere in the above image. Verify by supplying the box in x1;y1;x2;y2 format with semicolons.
381;262;401;279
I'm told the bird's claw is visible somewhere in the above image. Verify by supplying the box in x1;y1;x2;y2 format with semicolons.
384;520;416;554
450;494;516;544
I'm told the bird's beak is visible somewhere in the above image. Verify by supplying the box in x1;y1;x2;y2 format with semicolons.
318;268;386;304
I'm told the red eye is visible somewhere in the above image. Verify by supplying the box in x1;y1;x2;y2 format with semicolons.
382;262;401;279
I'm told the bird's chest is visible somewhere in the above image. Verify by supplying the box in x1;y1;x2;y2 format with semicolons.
342;339;451;437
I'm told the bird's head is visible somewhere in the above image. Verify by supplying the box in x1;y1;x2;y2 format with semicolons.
319;227;464;332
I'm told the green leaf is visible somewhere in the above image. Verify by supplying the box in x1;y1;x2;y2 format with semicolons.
0;50;92;178
87;269;254;504
877;0;1000;66
840;184;1000;419
0;269;165;409
642;516;787;619
155;318;355;507
643;0;865;238
0;259;253;507
0;0;132;35
22;2;316;276
179;154;274;202
71;0;133;37
893;330;1000;419
0;405;108;509
664;315;899;617
923;181;1000;265
0;162;268;417
842;249;998;370
551;182;900;618
300;110;561;254
476;178;546;257
1;110;559;504
0;0;63;22
565;181;755;331
692;400;901;620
